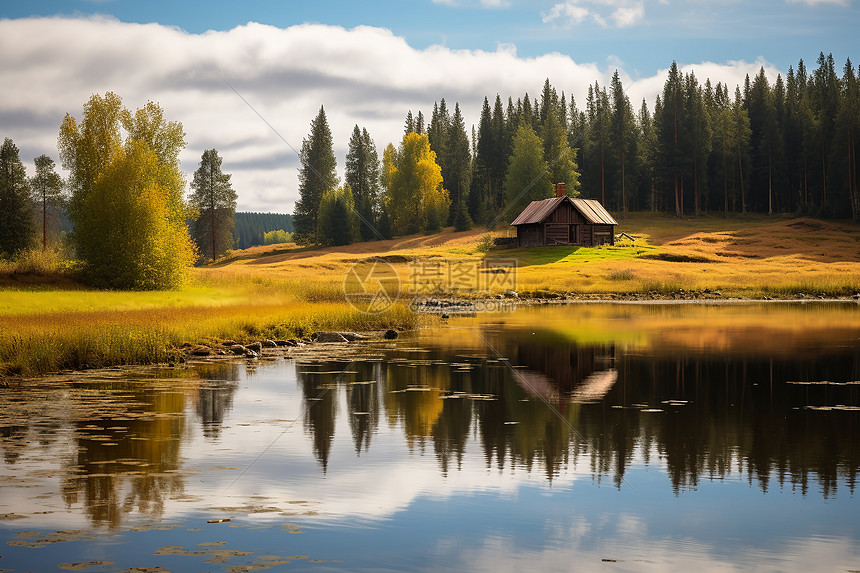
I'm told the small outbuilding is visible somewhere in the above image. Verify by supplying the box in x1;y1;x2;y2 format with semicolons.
510;183;618;247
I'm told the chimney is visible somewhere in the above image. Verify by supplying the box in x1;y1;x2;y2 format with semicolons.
556;182;566;198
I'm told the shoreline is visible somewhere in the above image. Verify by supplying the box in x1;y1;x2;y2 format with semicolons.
4;295;859;381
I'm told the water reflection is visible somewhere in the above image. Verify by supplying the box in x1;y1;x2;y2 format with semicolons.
1;303;858;534
193;362;240;438
290;304;860;496
0;367;240;528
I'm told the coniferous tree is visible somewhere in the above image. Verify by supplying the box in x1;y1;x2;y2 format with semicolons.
811;53;840;209
582;82;612;204
445;103;472;226
568;95;586;172
30;154;64;251
428;99;450;167
346;125;382;240
521;92;535;131
293;106;337;243
656;62;689;216
685;72;712;216
404;111;415;135
708;83;735;214
490;95;510;211
504;124;553;217
453;199;473;232
835;58;860;220
539;79;579;195
189;149;237;261
317;185;359;245
610;71;637;214
785;66;806;209
377;202;393;240
0;138;34;257
428;99;452;221
637;98;658;212
731;87;753;213
469;97;493;224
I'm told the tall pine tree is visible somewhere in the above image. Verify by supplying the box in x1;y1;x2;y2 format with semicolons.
0;138;34;257
345;125;382;240
189;149;237;262
293;106;338;243
30;154;64;251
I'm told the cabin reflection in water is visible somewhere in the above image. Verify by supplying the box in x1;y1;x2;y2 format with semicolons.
507;339;617;403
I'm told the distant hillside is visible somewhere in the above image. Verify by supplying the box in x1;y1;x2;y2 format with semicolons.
232;212;293;250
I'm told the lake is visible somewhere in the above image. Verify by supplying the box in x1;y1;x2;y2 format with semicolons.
1;302;858;572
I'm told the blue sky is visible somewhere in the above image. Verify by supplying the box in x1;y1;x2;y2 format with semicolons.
6;0;856;75
1;0;856;212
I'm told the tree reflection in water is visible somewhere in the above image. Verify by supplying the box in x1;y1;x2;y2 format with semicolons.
294;324;859;496
1;304;857;532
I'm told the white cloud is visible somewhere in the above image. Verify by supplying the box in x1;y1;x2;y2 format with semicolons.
541;2;591;25
542;0;646;28
612;1;645;26
0;16;779;213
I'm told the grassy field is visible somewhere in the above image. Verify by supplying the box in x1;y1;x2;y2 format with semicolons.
198;212;860;299
2;212;859;376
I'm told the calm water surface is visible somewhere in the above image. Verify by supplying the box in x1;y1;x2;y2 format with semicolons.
1;303;858;572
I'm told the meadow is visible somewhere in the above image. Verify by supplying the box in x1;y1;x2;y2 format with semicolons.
2;212;859;376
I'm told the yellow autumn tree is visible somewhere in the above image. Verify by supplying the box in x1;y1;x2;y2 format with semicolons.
59;94;195;289
79;141;196;289
387;132;450;235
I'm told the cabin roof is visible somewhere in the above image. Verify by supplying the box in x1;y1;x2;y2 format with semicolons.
510;196;618;226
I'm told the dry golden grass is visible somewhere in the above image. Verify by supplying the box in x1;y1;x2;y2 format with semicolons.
0;302;415;376
214;213;860;298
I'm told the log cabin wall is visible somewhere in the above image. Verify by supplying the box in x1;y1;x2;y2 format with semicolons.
516;223;543;247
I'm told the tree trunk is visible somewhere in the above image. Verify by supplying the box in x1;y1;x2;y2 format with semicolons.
600;143;605;205
803;149;808;206
768;148;773;215
822;138;828;206
674;174;681;217
694;154;699;217
723;144;728;215
651;178;655;213
850;133;858;222
42;193;47;252
737;140;746;214
621;147;626;216
210;164;216;261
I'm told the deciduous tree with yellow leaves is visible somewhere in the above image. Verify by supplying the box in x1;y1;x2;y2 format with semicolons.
58;93;196;289
386;132;450;235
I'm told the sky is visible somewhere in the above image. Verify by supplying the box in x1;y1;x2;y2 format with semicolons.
1;0;856;213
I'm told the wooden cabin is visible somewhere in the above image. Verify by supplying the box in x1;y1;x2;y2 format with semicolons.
510;183;617;247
